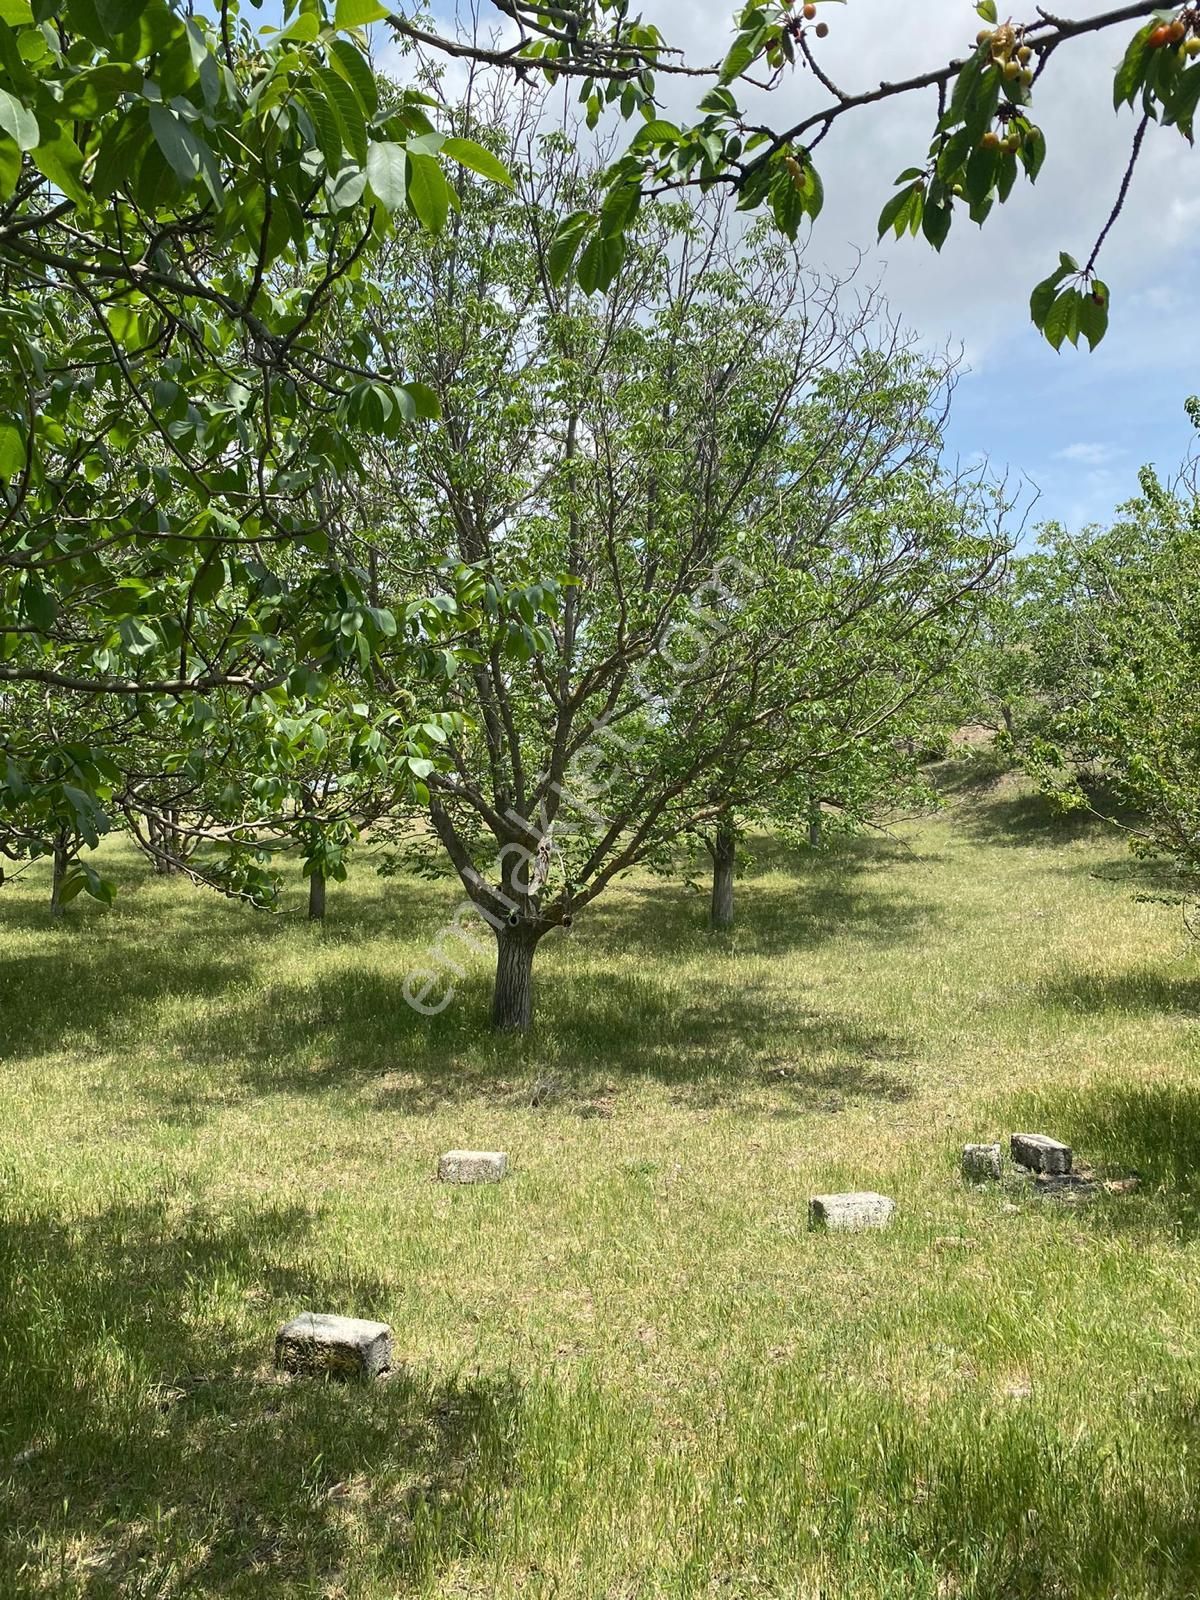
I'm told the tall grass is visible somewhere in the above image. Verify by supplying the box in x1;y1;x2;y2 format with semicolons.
3;773;1200;1597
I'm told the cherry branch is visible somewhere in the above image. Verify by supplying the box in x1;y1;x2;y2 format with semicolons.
1086;109;1151;273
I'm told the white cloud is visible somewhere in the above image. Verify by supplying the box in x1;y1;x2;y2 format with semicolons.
1056;442;1119;465
631;0;1200;358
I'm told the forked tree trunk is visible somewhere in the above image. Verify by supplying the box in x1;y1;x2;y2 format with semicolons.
308;867;327;922
492;922;540;1031
50;835;69;918
710;821;736;931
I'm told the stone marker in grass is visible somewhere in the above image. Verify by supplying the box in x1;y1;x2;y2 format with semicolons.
275;1313;392;1379
438;1150;508;1184
1010;1133;1072;1175
962;1143;1002;1181
808;1192;895;1231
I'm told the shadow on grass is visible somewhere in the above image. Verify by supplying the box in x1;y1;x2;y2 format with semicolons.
0;1187;522;1597
999;1078;1200;1241
2;835;926;1121
587;871;936;960
127;958;917;1123
944;766;1148;854
1037;965;1200;1017
954;788;1119;850
867;1396;1200;1597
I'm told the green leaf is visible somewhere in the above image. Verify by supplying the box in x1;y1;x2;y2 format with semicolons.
1078;284;1110;350
148;103;220;199
326;162;367;211
32;131;86;205
1166;63;1200;140
1114;22;1156;110
0;0;33;22
0;133;19;202
947;44;989;125
440;135;511;186
877;182;923;240
57;870;89;906
22;575;55;629
1043;287;1081;351
118;615;158;656
576;229;625;294
315;64;367;165
328;37;378;115
94;0;147;37
599;179;640;237
936;127;972;181
697;87;737;115
961;65;1002;144
548;209;593;285
58;63;141;117
798;159;823;221
334;0;388;24
976;0;998;19
0;421;25;479
395;380;440;421
720;26;765;85
276;11;320;41
921;196;952;251
365;139;406;209
1030;261;1072;328
406;150;450;232
299;84;341;166
1019;124;1046;181
995;147;1018;204
0;85;37;150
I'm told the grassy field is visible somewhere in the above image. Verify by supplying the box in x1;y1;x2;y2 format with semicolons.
4;768;1200;1599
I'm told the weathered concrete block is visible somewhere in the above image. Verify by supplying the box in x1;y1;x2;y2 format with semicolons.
438;1150;508;1184
275;1313;392;1379
962;1143;1002;1182
1010;1133;1072;1175
808;1192;896;1231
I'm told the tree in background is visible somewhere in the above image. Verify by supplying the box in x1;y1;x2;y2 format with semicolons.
357;110;1005;1029
981;400;1200;910
669;352;1009;930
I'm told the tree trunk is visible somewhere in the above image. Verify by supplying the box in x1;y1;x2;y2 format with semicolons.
808;799;824;850
50;835;69;918
492;922;539;1031
308;867;327;922
710;821;736;931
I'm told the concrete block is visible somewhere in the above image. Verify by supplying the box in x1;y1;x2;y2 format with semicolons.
275;1313;392;1379
962;1143;1002;1181
1010;1133;1072;1175
808;1192;895;1231
438;1150;508;1184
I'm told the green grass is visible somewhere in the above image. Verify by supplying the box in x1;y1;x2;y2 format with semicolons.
4;772;1200;1598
